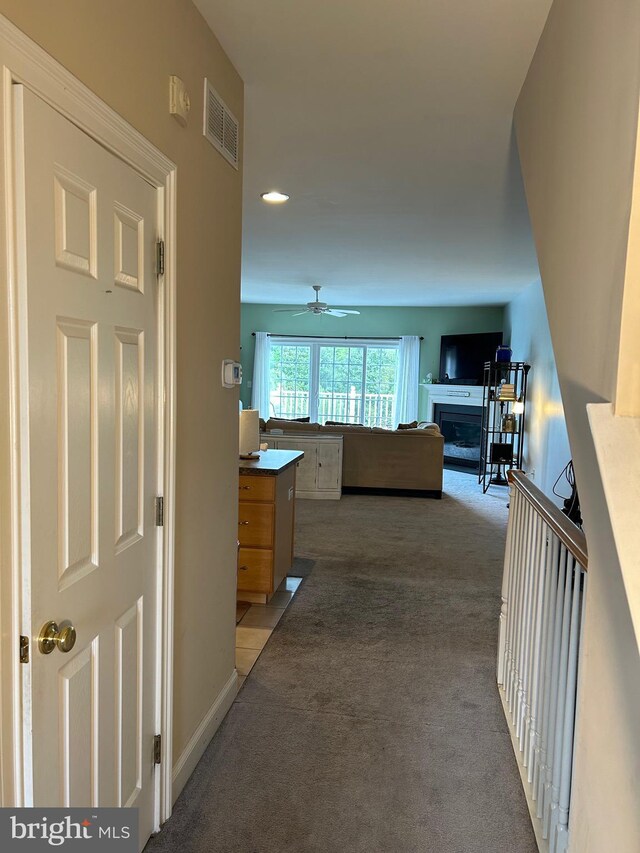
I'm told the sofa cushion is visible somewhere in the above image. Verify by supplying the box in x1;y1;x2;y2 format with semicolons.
320;423;372;433
265;418;320;432
400;427;441;435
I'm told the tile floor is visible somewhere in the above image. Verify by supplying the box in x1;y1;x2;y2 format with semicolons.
235;576;303;688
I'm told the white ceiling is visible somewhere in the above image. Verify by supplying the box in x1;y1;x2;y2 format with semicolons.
195;0;552;306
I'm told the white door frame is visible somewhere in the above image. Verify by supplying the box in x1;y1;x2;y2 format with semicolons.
0;15;177;827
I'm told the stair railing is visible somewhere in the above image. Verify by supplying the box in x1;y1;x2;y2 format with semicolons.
497;470;587;853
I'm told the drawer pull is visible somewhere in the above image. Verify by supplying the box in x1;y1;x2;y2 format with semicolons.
238;564;249;571
239;520;250;525
239;485;251;490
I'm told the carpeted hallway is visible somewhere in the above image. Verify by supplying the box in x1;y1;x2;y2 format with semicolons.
147;470;537;853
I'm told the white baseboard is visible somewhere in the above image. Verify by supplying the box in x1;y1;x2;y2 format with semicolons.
171;669;238;804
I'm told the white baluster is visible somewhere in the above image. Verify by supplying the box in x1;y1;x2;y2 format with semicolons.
536;533;559;816
508;497;526;716
546;545;573;838
507;493;526;715
518;507;537;746
524;517;548;778
515;502;535;742
498;480;517;686
542;543;568;836
503;490;519;707
550;562;583;853
531;525;554;800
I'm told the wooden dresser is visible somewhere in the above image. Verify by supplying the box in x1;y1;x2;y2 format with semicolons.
237;449;303;604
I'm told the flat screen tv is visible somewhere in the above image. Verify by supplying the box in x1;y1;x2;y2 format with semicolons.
439;332;503;386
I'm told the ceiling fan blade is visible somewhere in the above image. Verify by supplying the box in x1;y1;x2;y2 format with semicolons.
333;309;361;314
273;308;304;313
324;309;347;317
291;311;311;316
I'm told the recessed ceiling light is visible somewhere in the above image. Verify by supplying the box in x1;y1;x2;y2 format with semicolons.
261;191;289;204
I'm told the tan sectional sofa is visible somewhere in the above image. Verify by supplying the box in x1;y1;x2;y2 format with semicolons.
263;418;444;497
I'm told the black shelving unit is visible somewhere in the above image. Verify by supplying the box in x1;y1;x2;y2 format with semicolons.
479;361;530;493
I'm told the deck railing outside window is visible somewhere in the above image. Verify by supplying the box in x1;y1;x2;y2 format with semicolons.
498;471;588;853
270;388;395;428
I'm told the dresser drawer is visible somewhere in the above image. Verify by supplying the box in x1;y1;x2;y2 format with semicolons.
238;475;275;502
238;501;274;547
237;548;272;593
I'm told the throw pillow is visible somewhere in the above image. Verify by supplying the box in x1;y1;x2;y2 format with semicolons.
325;420;364;426
271;416;310;423
397;420;418;430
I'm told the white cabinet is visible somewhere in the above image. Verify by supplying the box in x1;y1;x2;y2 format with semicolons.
262;433;343;500
317;440;341;492
275;438;316;492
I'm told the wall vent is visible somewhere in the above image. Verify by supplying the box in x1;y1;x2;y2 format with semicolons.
203;79;239;170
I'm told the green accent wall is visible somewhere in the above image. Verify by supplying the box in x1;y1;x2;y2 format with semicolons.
240;303;505;420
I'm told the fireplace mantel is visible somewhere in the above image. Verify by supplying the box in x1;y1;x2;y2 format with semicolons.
421;384;484;421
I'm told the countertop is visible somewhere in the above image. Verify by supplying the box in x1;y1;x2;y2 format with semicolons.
238;448;304;476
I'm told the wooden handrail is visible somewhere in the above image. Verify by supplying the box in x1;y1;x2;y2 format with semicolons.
508;470;588;570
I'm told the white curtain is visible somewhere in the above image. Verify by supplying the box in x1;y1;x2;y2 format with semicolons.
251;331;271;418
394;335;420;425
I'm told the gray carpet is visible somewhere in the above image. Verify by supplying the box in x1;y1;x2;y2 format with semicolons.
147;471;537;853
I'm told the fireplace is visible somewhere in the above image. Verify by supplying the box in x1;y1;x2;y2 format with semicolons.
433;403;483;471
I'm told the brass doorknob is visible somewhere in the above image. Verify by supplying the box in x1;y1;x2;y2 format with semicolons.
38;621;77;655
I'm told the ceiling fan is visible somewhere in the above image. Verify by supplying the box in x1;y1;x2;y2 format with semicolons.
273;285;361;318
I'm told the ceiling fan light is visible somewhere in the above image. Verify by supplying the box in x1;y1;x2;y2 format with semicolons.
261;191;289;204
271;284;360;319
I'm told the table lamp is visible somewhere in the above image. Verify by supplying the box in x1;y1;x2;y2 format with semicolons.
239;409;260;458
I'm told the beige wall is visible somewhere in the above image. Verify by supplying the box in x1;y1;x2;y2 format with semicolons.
0;0;243;772
515;0;640;849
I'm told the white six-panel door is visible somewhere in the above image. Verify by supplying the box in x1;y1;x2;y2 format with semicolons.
14;84;161;842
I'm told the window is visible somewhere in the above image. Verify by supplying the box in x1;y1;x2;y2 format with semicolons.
268;337;399;428
269;343;311;419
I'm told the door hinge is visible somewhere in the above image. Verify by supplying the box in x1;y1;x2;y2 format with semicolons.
153;734;162;765
155;496;164;527
19;635;29;664
156;240;165;277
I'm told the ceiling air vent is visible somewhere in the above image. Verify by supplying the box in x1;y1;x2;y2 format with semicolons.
203;79;239;170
